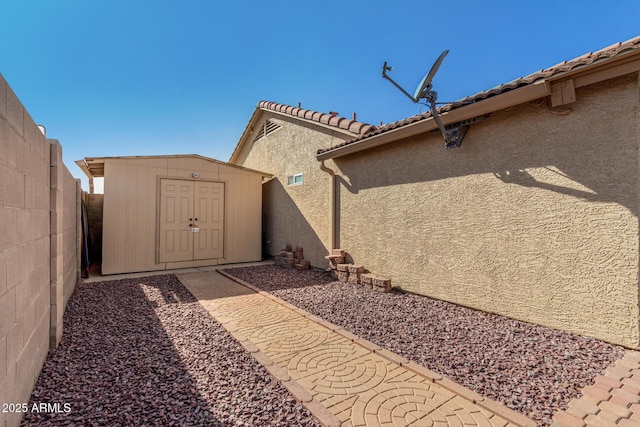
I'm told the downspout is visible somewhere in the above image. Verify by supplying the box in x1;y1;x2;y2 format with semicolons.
319;160;336;250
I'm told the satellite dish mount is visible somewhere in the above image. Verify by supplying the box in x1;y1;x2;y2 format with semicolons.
382;50;468;149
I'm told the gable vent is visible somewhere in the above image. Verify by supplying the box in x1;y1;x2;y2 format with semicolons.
253;119;282;142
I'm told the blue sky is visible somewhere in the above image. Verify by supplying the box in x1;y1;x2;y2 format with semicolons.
1;1;639;191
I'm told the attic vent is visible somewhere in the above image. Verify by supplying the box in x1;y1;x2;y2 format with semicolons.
253;119;282;142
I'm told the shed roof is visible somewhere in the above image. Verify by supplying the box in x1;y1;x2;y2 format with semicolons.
317;35;640;160
229;101;375;164
76;154;272;180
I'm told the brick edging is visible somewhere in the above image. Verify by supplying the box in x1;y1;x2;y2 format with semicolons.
216;269;535;427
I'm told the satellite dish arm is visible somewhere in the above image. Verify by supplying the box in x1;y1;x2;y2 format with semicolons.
382;62;419;103
430;102;448;140
381;50;467;149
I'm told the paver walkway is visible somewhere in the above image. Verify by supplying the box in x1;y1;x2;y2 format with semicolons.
177;270;535;427
551;350;640;427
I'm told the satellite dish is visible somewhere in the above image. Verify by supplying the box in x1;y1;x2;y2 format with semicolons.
413;50;448;101
381;49;448;104
381;49;467;149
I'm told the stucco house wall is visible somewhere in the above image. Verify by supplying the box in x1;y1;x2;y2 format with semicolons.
231;39;640;348
333;73;640;348
234;112;353;268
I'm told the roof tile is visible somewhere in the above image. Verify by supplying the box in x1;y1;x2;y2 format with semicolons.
257;100;375;136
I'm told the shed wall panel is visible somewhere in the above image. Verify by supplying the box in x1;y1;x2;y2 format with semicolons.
101;156;263;275
218;168;262;263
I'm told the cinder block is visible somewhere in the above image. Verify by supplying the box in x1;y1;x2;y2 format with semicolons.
360;274;374;289
0;251;6;295
6;245;26;290
0;206;18;253
338;271;349;282
294;260;310;270
372;276;392;293
0;336;6;385
325;254;344;271
5;323;21;368
347;275;360;285
347;265;364;275
336;263;350;272
6;84;24;137
4;165;24;208
0;288;16;337
0;364;17;422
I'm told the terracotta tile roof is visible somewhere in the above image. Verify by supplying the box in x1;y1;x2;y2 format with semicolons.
317;35;640;156
257;100;375;136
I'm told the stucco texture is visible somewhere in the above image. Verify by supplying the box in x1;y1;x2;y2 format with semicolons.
334;74;640;348
236;112;349;268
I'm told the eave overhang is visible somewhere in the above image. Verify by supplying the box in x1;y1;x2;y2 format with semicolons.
316;47;640;162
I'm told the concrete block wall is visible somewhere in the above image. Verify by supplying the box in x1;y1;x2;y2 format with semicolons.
0;74;81;427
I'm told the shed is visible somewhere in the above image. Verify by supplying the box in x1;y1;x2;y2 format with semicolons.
76;154;271;275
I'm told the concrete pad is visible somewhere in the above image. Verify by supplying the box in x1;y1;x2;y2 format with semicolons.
83;260;273;283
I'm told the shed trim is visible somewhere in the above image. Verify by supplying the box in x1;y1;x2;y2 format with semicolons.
76;154;272;180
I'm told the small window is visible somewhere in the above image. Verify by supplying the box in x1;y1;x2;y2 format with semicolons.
287;173;303;186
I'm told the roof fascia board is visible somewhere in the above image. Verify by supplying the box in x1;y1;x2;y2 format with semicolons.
546;53;640;107
573;54;640;89
74;159;93;179
316;80;550;161
229;107;264;164
546;49;640;88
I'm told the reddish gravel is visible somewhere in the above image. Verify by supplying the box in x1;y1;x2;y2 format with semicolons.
226;265;625;427
21;274;321;427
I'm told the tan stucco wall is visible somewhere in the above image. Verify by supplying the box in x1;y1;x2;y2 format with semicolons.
101;156;262;275
333;74;640;348
0;74;80;427
234;113;352;268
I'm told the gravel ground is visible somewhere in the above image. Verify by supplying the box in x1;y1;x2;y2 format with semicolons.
226;265;625;427
21;274;321;427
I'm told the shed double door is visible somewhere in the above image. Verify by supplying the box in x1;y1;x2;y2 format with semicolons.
159;179;224;262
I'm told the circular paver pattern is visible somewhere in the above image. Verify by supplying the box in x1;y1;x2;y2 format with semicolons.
249;319;339;352
286;340;370;379
302;354;394;395
350;383;455;427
